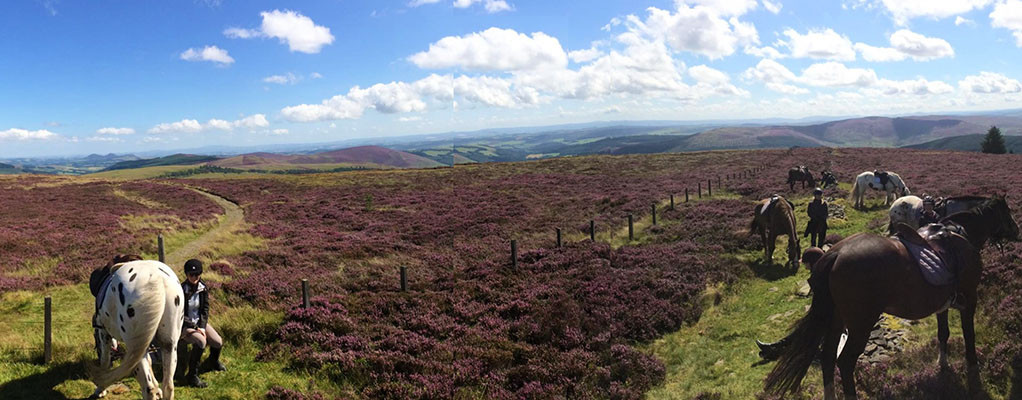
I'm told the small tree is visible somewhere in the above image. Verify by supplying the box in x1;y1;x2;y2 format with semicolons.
982;126;1007;154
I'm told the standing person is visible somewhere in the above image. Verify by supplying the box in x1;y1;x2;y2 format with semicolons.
175;259;225;388
920;196;940;226
805;188;829;247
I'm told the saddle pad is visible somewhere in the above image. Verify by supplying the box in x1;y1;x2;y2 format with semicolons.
900;239;953;286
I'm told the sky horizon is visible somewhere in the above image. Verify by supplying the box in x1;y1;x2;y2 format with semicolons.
4;0;1022;157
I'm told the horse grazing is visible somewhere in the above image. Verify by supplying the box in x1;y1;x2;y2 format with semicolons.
750;196;801;269
850;171;910;209
763;196;1019;400
819;170;838;189
90;258;184;400
787;166;816;191
889;195;989;233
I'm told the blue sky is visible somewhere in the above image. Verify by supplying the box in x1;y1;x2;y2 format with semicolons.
3;0;1022;157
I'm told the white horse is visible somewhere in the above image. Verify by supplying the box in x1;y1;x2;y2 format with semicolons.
889;195;990;232
90;260;184;400
850;171;910;209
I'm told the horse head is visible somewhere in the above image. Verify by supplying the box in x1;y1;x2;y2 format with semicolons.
787;234;801;269
988;195;1020;242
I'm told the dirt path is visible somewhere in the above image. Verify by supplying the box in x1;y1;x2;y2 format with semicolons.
164;187;244;268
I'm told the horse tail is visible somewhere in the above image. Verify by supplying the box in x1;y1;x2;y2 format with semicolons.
750;204;763;236
90;277;166;390
764;251;837;395
849;176;861;202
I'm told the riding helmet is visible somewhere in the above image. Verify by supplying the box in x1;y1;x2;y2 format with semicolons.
923;195;935;205
184;259;203;275
813;187;823;195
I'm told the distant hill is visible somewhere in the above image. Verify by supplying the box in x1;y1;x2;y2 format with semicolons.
103;154;219;171
0;162;20;174
211;146;443;169
672;116;1022;150
903;134;1022;153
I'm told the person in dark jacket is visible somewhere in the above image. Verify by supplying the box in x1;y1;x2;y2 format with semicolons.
805;188;829;247
174;259;225;388
919;196;940;226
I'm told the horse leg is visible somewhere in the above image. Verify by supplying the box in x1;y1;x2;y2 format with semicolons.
937;310;950;368
766;232;775;264
161;342;177;400
960;295;979;365
837;320;875;399
92;329;112;398
134;353;161;400
821;324;843;400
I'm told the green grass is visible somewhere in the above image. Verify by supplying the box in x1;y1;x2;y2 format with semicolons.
88;165;196;180
644;185;905;399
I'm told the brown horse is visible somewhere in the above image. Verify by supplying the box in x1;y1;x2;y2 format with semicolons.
764;196;1019;400
750;196;801;269
787;166;816;191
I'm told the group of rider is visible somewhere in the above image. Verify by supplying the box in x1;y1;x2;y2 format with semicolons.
761;173;945;361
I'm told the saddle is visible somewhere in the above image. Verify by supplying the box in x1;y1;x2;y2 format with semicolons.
894;223;958;286
762;196;794;215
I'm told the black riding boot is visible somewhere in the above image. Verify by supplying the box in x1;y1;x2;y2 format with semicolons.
174;343;188;381
201;346;227;372
185;345;208;388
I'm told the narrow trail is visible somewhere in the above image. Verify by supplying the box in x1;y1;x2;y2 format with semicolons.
164;187;244;268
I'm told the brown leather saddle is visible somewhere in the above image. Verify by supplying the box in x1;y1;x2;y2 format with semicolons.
894;223;958;286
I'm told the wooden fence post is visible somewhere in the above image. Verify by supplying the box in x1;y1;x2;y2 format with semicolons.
651;203;657;225
698;182;702;199
511;240;518;271
157;235;165;263
301;279;310;308
685;188;689;202
44;296;51;364
556;228;562;248
670;194;675;210
400;267;407;291
590;220;595;241
718;175;721;188
628;215;634;241
708;179;712;197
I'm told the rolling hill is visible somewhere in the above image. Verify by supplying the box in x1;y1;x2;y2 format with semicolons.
210;146;443;169
103;153;219;171
903;134;1022;153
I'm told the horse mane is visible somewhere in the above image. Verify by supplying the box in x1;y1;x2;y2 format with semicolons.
90;254;144;297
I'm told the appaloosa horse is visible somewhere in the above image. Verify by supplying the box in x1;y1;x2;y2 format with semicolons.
850;171;910;209
889;195;989;232
90;257;185;400
750;196;801;269
764;196;1019;400
787;166;816;191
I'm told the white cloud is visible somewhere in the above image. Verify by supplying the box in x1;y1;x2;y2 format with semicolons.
568;47;604;63
451;0;513;13
225;10;335;54
689;64;749;96
958;71;1022;93
743;45;784;58
0;128;58;141
875;78;954;95
630;4;760;59
86;136;122;143
876;0;993;25
96;127;135;135
781;28;856;61
799;62;877;87
675;0;758;16
741;59;808;94
409;28;567;71
398;116;423;122
408;0;441;5
991;0;1022;46
854;29;953;61
955;16;975;26
271;128;289;135
148;114;269;134
310;72;323;79
762;0;782;13
264;72;300;85
180;46;234;65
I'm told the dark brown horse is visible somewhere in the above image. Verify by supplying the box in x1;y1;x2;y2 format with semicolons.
750;196;801;269
787;166;816;191
764;196;1019;400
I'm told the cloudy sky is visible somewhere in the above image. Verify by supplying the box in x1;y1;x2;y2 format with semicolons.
3;0;1022;157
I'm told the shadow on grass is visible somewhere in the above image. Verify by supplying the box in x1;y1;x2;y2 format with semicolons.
1009;361;1022;400
0;361;86;400
747;259;797;281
